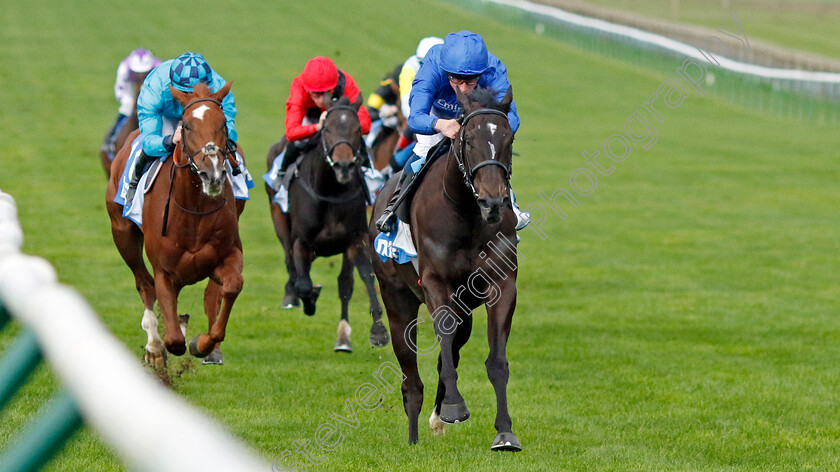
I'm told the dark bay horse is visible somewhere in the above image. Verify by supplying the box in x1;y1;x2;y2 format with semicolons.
106;82;245;366
265;96;388;352
369;87;522;450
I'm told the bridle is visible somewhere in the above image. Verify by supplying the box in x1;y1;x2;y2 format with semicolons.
161;97;230;236
175;98;234;172
453;108;512;199
319;105;365;167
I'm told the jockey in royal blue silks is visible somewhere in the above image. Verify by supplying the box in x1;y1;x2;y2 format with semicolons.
375;30;529;234
122;51;253;204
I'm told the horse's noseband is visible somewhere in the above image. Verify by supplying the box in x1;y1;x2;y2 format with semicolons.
177;98;232;173
455;108;512;198
320;105;364;167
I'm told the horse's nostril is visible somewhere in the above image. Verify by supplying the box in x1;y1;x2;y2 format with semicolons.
478;197;505;210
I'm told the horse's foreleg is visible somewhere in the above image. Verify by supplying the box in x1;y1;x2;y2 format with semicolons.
292;240;318;316
348;242;389;347
381;285;423;444
141;308;165;368
436;307;473;425
431;312;472;433
109;212;161;364
485;281;521;451
190;253;243;358
154;273;186;356
424;277;471;424
334;253;354;352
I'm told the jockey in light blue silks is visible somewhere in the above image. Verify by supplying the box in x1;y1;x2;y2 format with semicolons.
122;51;253;205
375;30;529;233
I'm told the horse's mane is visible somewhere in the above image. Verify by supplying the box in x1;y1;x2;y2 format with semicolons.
466;87;506;111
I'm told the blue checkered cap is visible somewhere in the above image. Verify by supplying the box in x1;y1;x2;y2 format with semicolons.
169;52;212;92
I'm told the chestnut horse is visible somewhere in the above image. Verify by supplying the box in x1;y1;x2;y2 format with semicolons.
369;87;522;450
265;96;388;352
106;82;244;366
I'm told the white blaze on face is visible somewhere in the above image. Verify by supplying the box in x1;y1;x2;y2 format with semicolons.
191;104;210;121
487;123;499;159
205;141;221;173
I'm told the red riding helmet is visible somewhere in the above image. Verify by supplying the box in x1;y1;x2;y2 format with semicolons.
301;56;339;93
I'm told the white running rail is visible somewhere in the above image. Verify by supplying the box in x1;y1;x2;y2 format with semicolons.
0;190;271;472
486;0;840;84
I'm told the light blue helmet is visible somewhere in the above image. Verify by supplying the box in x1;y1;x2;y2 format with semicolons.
440;30;489;76
169;52;212;92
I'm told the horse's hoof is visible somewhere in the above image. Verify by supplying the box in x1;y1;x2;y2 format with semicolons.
281;293;300;309
333;338;353;353
188;336;209;358
144;349;167;369
201;348;224;365
302;298;317;316
165;342;186;357
439;401;470;424
369;320;390;347
491;431;523;451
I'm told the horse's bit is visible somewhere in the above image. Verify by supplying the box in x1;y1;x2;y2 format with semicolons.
176;98;235;173
453;108;512;198
319;105;365;167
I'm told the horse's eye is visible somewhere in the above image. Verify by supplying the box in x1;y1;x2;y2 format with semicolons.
182;122;191;131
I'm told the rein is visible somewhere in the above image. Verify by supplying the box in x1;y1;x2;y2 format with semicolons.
161;97;229;236
291;103;369;205
454;108;512;199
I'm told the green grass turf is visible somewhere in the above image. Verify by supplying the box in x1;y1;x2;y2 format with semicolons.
558;0;840;59
1;0;839;470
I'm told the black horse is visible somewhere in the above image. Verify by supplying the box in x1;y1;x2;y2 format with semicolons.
369;86;522;450
266;96;389;352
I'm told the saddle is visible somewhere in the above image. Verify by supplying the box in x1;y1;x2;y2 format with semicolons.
394;138;450;224
278;138;319;191
141;159;164;194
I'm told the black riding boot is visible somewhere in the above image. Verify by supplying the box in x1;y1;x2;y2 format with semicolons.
375;170;414;233
279;141;304;174
124;151;155;203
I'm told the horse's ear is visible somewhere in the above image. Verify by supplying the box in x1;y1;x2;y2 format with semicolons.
349;94;361;111
455;86;472;113
500;86;513;112
211;81;233;102
169;85;190;107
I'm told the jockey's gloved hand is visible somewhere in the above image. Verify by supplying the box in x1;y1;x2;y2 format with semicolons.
162;135;176;153
226;138;242;175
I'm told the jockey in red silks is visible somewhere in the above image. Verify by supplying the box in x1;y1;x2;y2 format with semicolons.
375;30;530;233
274;56;372;173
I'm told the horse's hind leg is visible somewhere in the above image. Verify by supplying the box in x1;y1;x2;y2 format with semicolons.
348;242;389;347
381;285;423;444
268;200;299;309
334;253;354;352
